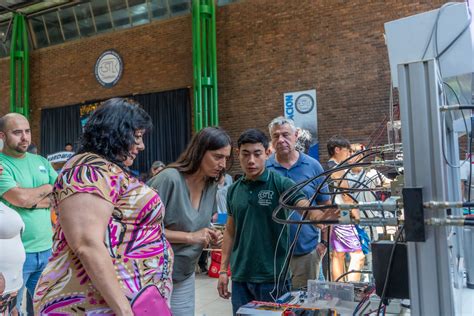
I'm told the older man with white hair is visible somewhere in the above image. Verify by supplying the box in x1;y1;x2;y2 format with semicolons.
266;116;330;289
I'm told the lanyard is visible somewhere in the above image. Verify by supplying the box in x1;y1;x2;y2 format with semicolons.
160;223;169;282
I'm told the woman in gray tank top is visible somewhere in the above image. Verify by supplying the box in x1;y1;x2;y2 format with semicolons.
148;127;232;316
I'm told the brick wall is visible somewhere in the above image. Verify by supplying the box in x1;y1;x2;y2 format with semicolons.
216;0;447;167
0;0;448;169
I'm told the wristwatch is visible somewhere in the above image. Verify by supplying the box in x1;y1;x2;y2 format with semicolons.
319;240;329;248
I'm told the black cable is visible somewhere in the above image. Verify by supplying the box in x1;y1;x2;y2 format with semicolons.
469;132;473;215
359;171;394;226
376;226;405;316
427;2;473;171
308;155;365;282
421;2;470;62
331;148;400;188
434;3;472;169
335;165;374;284
278;161;390;214
336;176;374;255
444;105;474;110
328;167;391;194
329;154;398;198
274;174;335;296
440;82;471;169
356;298;372;315
275;177;338;294
275;212;306;298
421;4;444;60
436;12;472;59
430;2;472;176
327;177;389;195
270;218;295;300
317;147;391;196
272;147;401;285
326;225;331;281
325;152;375;282
442;81;473;214
273;148;401;225
334;269;372;282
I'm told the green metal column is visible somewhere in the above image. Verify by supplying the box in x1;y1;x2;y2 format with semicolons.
192;0;218;131
10;13;29;118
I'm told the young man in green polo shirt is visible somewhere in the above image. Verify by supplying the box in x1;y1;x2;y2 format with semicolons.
217;129;337;315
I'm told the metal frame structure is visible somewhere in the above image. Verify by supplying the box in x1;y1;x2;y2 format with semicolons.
192;0;218;131
2;0;225;128
10;13;29;117
0;0;238;58
398;59;457;315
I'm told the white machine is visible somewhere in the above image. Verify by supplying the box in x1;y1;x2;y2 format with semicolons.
385;2;474;315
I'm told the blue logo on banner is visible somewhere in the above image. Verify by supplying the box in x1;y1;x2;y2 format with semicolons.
285;95;294;119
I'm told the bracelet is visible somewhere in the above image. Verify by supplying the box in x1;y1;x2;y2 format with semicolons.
319;240;329;247
219;270;228;275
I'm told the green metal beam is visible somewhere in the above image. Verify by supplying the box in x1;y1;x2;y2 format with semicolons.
209;0;218;126
10;13;29;118
192;0;218;131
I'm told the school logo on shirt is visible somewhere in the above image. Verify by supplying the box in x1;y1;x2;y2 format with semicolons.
38;166;47;174
258;190;274;206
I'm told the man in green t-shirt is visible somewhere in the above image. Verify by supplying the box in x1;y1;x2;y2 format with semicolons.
0;113;57;313
217;129;338;315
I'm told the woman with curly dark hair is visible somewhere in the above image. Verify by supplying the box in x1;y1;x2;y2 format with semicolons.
148;127;232;316
33;98;173;316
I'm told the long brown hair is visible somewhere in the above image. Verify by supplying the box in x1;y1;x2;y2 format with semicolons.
168;127;232;181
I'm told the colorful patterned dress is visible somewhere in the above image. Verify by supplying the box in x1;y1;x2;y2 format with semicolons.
33;153;173;315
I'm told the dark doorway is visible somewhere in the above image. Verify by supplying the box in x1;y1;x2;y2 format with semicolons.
40;88;192;174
